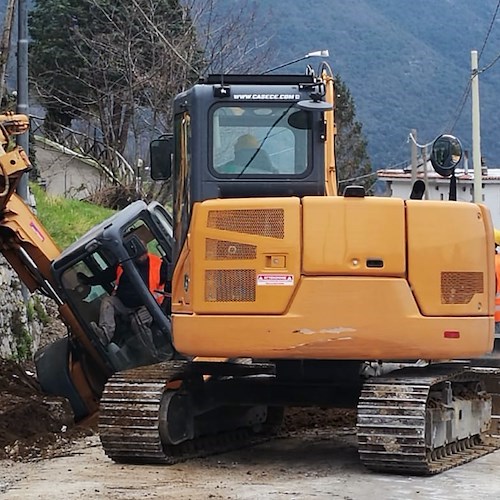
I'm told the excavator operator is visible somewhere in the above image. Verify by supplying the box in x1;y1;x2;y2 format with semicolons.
218;133;276;174
79;238;165;345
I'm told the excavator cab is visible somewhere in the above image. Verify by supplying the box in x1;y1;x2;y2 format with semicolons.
32;199;176;420
151;73;333;256
33;200;175;419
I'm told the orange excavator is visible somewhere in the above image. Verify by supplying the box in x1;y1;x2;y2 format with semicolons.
0;66;498;475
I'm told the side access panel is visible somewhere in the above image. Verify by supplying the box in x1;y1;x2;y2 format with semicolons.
406;200;494;317
173;197;301;315
302;196;406;276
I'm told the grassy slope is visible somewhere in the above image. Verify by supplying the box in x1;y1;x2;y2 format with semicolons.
31;184;115;249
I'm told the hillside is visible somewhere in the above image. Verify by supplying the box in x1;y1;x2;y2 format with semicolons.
259;0;500;168
2;0;500;168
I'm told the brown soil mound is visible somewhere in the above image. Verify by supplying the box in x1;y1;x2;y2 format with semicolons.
0;358;89;461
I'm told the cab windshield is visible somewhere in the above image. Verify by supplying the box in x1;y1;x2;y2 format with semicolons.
212;104;311;177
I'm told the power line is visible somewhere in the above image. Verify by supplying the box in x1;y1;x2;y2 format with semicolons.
338;171;377;184
382;136;410;169
479;0;500;59
446;0;500;132
448;47;500;134
447;79;471;133
478;50;500;74
408;132;434;149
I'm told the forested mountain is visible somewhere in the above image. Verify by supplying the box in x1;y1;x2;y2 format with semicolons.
2;0;500;167
258;0;500;167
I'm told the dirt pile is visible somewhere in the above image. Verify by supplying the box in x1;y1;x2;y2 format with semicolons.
0;357;88;461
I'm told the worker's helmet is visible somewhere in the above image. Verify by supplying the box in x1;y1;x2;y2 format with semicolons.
234;134;259;151
495;229;500;247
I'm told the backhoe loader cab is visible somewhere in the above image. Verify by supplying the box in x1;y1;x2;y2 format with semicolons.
49;201;174;372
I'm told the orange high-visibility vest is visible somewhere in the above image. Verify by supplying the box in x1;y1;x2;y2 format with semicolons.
495;254;500;323
116;254;164;304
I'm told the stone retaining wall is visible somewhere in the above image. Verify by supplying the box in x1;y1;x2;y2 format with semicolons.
0;256;44;360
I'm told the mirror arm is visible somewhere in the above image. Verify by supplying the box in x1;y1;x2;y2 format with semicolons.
449;170;457;201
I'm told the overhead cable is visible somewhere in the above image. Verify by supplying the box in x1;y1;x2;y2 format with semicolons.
446;0;500;132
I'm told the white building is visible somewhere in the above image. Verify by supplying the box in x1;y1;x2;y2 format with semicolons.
377;163;500;228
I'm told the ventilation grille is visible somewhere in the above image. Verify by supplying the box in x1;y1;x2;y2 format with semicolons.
206;238;257;260
205;269;256;302
207;209;285;239
441;272;483;304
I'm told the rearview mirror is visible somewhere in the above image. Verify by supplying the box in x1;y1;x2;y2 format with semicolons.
150;135;174;181
430;134;462;177
296;99;333;112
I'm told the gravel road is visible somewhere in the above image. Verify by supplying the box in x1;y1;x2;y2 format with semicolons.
1;427;500;500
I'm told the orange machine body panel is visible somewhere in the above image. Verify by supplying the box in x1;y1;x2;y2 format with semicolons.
172;196;494;361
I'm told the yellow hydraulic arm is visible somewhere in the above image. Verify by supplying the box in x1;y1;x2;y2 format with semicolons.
0;112;61;292
0;114;107;417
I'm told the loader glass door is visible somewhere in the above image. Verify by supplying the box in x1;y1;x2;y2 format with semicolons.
60;218;171;372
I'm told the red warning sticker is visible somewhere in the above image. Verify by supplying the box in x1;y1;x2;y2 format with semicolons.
257;274;294;286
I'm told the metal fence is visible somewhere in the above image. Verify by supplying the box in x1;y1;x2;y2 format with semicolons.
30;115;136;185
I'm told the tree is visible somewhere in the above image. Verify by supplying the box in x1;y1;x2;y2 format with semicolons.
334;75;373;193
28;0;271;180
188;0;273;74
29;0;202;168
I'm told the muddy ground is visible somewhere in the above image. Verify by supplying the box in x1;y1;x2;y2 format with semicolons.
1;419;500;500
0;350;355;460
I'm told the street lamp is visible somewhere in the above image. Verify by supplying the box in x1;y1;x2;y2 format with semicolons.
262;50;329;74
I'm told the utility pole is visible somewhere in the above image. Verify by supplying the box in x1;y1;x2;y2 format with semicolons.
471;50;483;203
421;145;429;200
411;128;418;185
16;0;30;302
0;0;16;103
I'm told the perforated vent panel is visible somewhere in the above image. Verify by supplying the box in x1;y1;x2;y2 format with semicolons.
441;272;484;304
205;269;256;302
205;238;257;260
207;209;285;239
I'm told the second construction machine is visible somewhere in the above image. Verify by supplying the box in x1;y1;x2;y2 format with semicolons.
0;66;498;475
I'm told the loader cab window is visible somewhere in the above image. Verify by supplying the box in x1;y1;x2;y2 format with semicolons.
60;250;115;323
212;104;311;177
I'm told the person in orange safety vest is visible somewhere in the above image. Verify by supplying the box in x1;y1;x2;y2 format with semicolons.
90;239;165;345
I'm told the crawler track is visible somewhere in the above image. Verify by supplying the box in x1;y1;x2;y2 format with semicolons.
99;360;280;464
357;364;500;475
